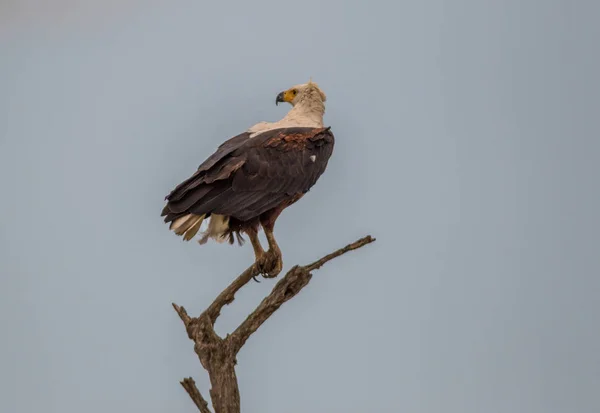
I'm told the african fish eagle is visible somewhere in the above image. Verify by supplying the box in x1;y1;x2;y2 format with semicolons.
161;80;334;278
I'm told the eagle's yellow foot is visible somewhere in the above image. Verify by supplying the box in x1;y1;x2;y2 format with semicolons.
257;249;283;279
247;229;267;282
258;225;283;278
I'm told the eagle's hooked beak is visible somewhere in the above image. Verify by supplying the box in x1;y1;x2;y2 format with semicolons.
275;91;285;106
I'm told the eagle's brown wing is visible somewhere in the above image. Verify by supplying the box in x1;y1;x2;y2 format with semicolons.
162;127;334;223
164;131;252;202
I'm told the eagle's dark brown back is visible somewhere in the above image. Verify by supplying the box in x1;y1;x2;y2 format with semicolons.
162;127;334;224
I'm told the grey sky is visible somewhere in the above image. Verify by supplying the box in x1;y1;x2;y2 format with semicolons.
1;1;599;412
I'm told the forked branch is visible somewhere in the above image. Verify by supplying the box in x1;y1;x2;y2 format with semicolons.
173;235;375;413
229;235;375;352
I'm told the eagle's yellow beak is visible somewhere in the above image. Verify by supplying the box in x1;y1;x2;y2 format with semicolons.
275;89;297;105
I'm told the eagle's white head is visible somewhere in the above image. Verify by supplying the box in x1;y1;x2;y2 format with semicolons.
275;79;327;107
247;79;327;137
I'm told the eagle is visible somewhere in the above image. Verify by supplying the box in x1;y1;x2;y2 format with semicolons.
161;80;335;278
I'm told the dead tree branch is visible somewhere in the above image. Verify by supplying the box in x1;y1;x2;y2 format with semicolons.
180;377;212;413
173;235;375;413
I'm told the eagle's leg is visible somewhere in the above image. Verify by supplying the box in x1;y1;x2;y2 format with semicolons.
256;196;303;278
258;222;283;279
247;227;265;260
246;227;266;282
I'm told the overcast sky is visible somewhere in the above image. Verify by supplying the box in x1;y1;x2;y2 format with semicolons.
1;1;599;412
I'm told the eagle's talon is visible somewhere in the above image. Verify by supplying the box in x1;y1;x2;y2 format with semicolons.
264;256;282;278
257;250;283;279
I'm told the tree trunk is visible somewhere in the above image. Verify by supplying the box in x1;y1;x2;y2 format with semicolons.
208;357;240;413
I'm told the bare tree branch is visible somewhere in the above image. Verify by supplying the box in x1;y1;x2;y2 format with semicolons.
204;264;260;324
172;234;375;413
228;235;375;352
303;235;376;272
181;377;212;413
172;303;194;338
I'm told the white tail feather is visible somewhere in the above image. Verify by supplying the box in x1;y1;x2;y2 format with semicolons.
199;214;230;244
170;213;205;240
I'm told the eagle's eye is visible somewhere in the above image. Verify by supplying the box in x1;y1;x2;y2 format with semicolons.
291;89;298;95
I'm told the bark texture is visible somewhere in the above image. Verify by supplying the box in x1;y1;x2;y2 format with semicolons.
173;235;375;413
